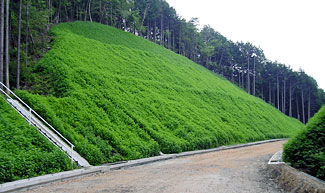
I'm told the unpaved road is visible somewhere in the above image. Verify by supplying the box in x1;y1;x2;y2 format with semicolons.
26;141;286;193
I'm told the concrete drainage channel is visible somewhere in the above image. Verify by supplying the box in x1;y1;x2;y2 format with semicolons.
1;139;284;193
267;151;325;193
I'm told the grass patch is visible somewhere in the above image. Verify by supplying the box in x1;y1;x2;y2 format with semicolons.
0;97;74;184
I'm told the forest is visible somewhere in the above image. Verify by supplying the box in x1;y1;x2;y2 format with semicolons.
0;0;324;124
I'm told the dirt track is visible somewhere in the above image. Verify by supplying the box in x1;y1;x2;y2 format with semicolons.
25;141;286;193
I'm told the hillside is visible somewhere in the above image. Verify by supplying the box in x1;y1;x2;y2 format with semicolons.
17;21;303;165
0;97;73;183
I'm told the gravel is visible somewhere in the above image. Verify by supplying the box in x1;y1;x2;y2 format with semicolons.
24;141;286;193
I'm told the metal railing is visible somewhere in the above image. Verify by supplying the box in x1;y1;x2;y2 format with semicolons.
0;82;75;163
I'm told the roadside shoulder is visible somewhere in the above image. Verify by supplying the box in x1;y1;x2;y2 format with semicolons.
267;154;325;193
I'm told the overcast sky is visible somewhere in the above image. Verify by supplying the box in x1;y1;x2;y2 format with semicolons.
166;0;325;90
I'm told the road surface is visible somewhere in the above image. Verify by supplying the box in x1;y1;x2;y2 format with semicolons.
26;140;286;193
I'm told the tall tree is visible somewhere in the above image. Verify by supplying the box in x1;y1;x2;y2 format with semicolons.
4;0;8;89
296;92;300;120
0;0;3;85
247;55;250;94
301;88;305;124
288;71;297;117
277;71;279;110
88;0;92;22
25;0;29;67
252;53;256;96
282;78;285;113
16;0;22;89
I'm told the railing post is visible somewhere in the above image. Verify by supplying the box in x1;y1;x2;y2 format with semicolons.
71;145;74;166
29;107;32;125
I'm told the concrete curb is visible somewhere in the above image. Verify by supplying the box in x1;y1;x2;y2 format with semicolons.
0;138;285;193
267;164;325;193
174;139;284;158
108;154;177;170
0;166;109;193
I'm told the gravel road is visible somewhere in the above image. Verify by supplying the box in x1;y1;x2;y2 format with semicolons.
25;141;286;193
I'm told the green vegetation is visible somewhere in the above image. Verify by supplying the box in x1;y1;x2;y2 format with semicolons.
15;21;303;166
283;106;325;180
0;97;74;184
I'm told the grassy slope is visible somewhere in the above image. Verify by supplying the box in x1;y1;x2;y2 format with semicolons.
0;97;73;183
18;21;303;165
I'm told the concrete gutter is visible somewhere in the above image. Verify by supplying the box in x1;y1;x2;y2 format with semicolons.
0;138;285;193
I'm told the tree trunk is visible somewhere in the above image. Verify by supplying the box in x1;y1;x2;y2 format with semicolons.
253;56;256;96
178;24;181;54
247;56;250;94
76;5;79;20
146;19;150;40
49;0;51;23
84;0;87;21
289;82;292;117
261;83;264;100
25;0;29;67
231;68;234;83
154;19;156;43
16;0;22;89
205;50;209;66
237;71;240;87
238;71;241;87
277;72;279;110
47;0;50;26
0;0;4;85
269;81;271;104
88;0;92;22
241;71;244;87
5;0;9;89
296;92;300;121
172;30;175;51
99;1;102;23
168;20;171;49
273;85;276;106
308;92;311;122
64;2;68;21
219;48;225;75
110;3;112;25
301;89;305;124
133;22;135;35
242;70;244;89
58;0;61;22
282;78;286;114
183;42;185;56
160;14;163;46
140;5;149;37
281;83;284;113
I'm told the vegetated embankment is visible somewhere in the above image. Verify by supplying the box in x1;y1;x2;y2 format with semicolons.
283;105;325;180
17;21;303;165
0;97;74;184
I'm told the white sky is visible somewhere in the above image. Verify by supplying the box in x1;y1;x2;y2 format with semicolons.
166;0;325;90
